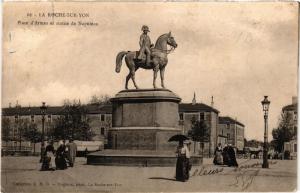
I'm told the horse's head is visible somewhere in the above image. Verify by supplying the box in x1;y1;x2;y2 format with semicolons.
154;32;178;52
167;32;177;48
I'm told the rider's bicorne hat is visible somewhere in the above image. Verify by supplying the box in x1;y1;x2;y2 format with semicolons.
141;25;150;32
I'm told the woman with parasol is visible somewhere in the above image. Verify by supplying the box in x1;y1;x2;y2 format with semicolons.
169;134;190;182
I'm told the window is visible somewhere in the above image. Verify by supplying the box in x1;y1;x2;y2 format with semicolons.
200;113;204;120
222;130;224;135
294;144;297;153
227;133;230;140
47;115;52;122
100;114;105;122
227;123;230;129
205;113;210;121
179;113;183;120
81;115;87;121
101;127;105;135
31;115;34;123
15;115;19;123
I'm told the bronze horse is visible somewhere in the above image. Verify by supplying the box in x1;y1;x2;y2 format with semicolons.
115;32;177;89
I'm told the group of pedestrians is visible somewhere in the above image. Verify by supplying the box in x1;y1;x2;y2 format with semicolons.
213;143;238;167
41;138;77;171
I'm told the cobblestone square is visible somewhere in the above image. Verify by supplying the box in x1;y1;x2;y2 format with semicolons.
1;156;297;192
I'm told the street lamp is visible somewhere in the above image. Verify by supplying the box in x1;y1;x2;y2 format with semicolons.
261;96;270;168
40;102;47;162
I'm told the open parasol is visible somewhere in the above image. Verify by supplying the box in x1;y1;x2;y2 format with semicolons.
168;134;189;142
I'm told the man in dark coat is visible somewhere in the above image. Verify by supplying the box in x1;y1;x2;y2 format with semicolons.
137;25;152;65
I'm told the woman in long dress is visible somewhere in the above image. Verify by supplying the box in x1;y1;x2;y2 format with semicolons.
222;144;230;166
227;144;238;167
175;141;190;182
41;140;55;171
55;140;67;170
213;143;223;165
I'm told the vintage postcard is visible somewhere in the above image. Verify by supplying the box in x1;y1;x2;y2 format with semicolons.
1;1;298;193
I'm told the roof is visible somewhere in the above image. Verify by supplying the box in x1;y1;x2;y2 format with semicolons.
282;103;297;112
3;102;219;116
2;106;64;116
2;104;112;116
179;103;219;113
85;104;112;114
219;116;245;127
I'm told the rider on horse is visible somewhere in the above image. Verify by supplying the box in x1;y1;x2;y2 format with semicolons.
138;25;153;66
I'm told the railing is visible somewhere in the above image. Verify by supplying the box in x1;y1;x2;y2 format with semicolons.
3;146;32;151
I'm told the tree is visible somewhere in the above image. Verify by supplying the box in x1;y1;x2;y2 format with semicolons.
271;112;296;152
2;117;12;150
188;117;210;155
15;118;30;151
89;94;111;105
51;101;95;141
244;139;263;148
23;122;41;153
2;117;11;142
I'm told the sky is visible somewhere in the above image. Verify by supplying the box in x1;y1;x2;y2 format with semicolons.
3;2;298;140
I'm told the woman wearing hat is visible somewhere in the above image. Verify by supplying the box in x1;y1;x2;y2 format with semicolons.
213;143;223;165
41;140;55;171
55;140;67;170
175;140;191;182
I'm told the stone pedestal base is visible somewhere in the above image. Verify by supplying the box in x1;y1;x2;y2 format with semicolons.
108;89;182;151
86;89;204;167
87;150;203;167
108;127;181;151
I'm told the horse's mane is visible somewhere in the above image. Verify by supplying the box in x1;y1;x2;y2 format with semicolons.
154;33;169;47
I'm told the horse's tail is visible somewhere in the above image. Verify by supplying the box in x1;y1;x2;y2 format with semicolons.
116;51;129;73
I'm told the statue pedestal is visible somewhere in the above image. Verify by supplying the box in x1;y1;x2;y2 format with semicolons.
87;89;202;166
108;89;181;151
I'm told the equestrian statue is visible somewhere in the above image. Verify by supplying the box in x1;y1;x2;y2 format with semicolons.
115;25;178;89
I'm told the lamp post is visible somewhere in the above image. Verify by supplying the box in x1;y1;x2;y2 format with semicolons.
261;96;270;168
40;102;47;162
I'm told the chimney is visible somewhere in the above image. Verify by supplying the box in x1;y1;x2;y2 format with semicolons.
16;100;21;108
211;96;214;107
9;103;11;108
192;92;196;105
292;96;297;104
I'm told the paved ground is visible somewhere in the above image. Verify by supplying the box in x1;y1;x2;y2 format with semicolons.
1;156;297;192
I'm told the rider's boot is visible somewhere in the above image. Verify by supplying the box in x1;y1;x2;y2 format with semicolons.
137;53;142;60
146;54;150;65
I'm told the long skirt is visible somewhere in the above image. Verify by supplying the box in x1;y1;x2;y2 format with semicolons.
55;156;67;170
41;152;55;171
176;156;189;182
213;151;223;165
222;152;229;166
228;155;238;167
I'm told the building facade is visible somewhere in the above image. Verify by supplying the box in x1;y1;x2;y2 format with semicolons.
282;97;297;159
218;116;245;151
2;104;112;142
2;101;245;155
282;97;297;136
178;103;219;156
